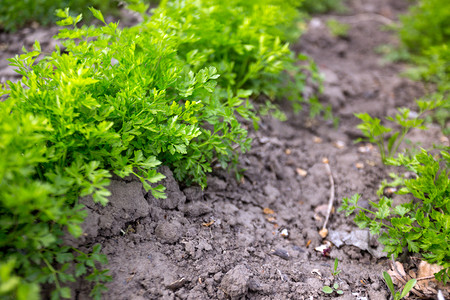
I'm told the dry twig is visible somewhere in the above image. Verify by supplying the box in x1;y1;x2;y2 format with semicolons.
319;158;335;238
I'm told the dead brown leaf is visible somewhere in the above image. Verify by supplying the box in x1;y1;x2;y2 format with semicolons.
387;260;450;299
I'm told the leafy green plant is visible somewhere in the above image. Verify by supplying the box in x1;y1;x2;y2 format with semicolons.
0;0;326;297
0;0;120;32
355;98;444;162
403;45;450;135
152;0;326;115
382;271;417;300
339;149;450;283
395;0;450;135
301;0;346;14
0;96;112;299
398;0;450;55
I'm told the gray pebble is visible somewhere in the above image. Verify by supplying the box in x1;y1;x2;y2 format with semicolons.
155;221;182;244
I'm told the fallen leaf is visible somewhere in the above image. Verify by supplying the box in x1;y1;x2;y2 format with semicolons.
416;260;450;296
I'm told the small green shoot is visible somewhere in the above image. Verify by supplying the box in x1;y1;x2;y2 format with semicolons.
383;271;417;300
326;19;350;38
332;258;342;277
322;258;344;295
322;282;344;295
355;98;444;163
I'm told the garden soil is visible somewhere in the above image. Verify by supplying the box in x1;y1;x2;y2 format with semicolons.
1;0;448;299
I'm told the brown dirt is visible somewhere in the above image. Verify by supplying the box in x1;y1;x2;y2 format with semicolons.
0;0;447;299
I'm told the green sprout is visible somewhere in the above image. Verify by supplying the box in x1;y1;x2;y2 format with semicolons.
383;271;417;300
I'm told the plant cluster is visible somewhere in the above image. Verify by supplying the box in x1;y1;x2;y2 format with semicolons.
0;1;322;298
301;0;346;14
397;0;450;134
340;149;450;283
355;98;444;162
346;1;450;286
399;0;450;55
0;0;120;32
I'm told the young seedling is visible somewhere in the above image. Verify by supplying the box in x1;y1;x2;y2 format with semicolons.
355;98;444;163
332;258;342;277
383;271;417;300
322;258;344;295
322;282;344;295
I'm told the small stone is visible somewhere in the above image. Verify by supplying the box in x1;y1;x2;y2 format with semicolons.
384;187;397;197
333;140;346;149
355;162;364;169
183;202;212;217
280;228;289;238
270;248;290;260
155;221;182;244
248;278;262;292
321;69;339;85
183;186;203;201
313;136;322;143
358;144;373;153
296;168;308;177
219;265;250;299
207;176;227;190
166;277;186;291
263;185;280;202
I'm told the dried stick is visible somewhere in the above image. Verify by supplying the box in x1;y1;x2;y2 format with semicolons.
320;158;335;238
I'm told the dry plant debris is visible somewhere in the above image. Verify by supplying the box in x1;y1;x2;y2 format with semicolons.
319;158;335;238
387;260;450;299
